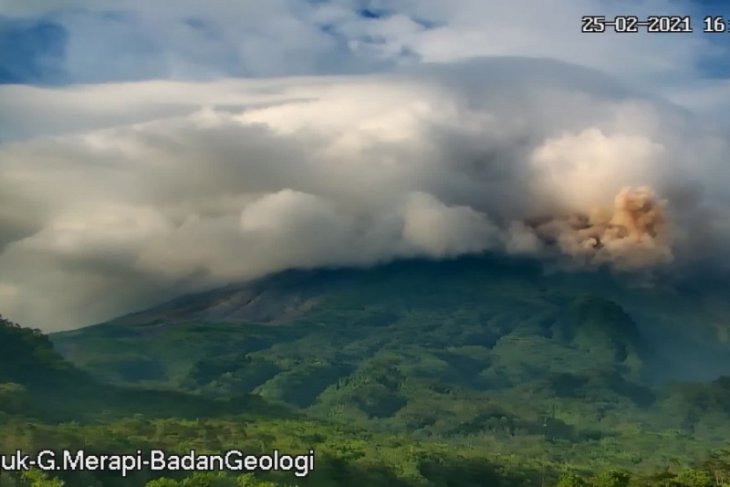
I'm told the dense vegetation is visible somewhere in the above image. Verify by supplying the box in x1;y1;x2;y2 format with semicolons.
3;256;730;485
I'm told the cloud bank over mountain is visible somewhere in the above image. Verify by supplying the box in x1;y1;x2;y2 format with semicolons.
1;58;729;330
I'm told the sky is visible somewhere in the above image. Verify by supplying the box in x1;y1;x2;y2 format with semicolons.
1;0;730;330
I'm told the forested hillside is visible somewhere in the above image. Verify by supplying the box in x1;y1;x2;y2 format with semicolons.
32;256;730;486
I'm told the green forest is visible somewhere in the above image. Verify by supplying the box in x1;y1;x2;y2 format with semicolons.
4;257;730;486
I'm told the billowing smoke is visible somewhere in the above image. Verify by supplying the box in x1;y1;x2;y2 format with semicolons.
527;186;672;271
1;58;728;330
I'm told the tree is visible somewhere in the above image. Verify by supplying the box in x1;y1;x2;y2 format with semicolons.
236;475;282;487
674;469;713;487
0;383;29;414
556;472;587;487
18;471;64;487
181;473;238;487
146;479;181;487
592;470;630;487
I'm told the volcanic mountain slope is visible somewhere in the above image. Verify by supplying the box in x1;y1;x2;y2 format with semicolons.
50;255;730;467
54;256;652;384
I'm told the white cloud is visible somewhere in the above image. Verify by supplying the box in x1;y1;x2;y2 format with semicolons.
402;192;500;257
1;58;729;330
530;128;665;212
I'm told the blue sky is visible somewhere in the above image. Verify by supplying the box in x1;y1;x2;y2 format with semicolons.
1;0;728;88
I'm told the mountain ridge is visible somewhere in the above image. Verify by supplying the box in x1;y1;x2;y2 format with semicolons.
14;254;730;473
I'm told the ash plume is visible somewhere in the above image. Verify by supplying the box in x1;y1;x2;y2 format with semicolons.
530;187;673;271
